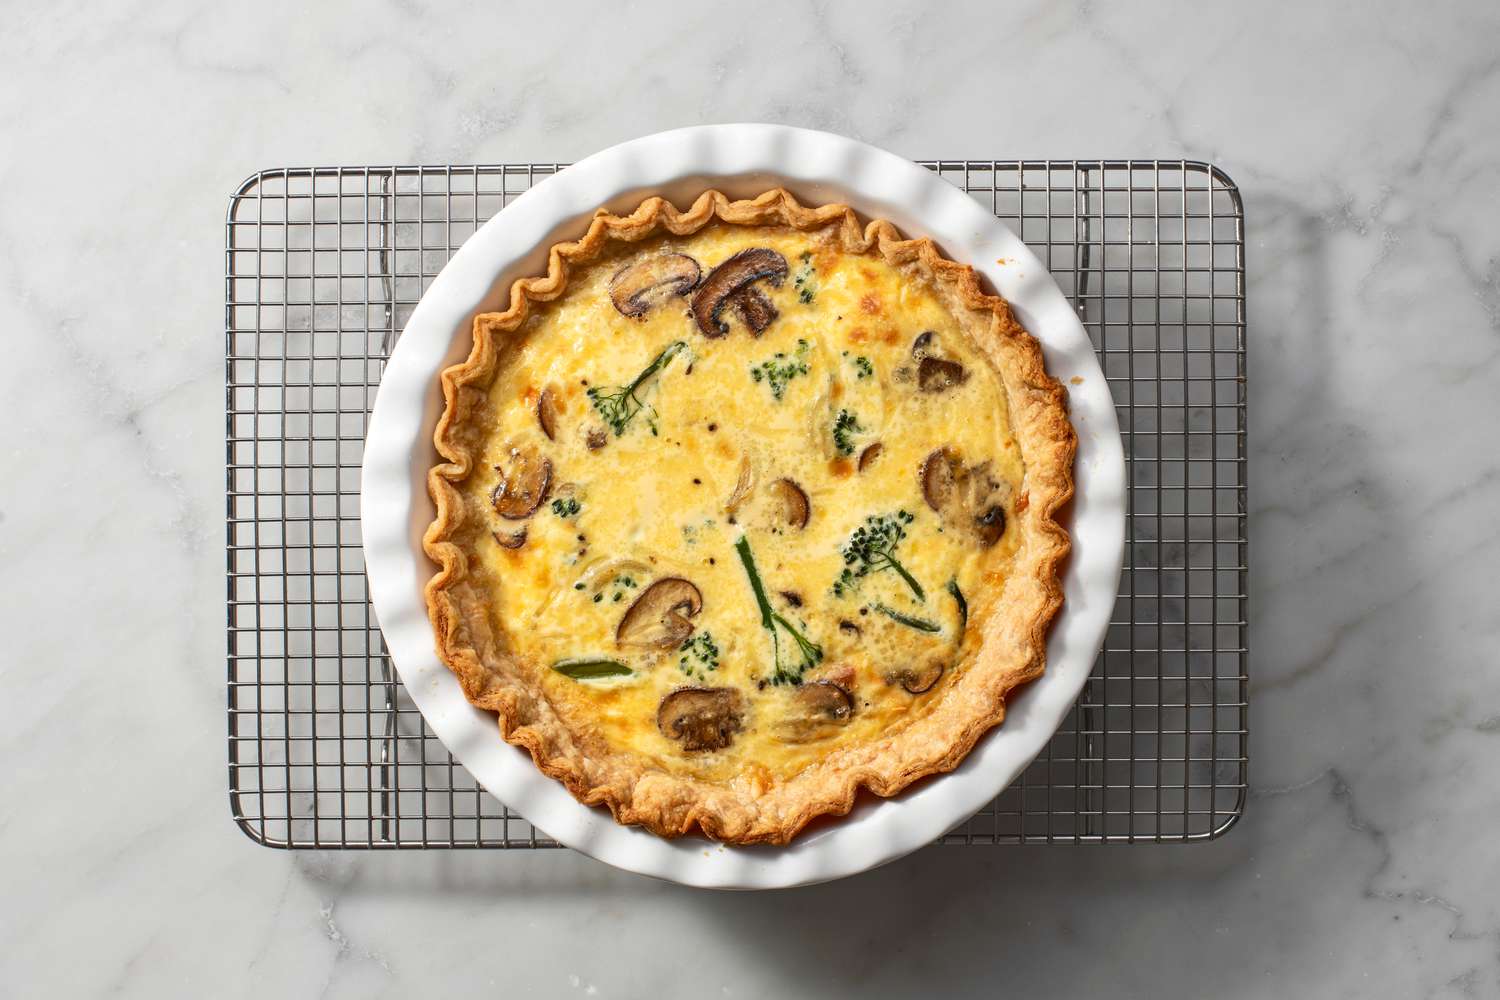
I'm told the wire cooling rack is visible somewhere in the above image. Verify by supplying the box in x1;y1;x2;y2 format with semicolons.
226;160;1247;849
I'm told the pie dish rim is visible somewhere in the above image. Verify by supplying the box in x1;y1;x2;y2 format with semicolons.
359;123;1125;888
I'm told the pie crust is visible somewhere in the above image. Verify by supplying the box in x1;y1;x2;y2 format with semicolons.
423;189;1075;844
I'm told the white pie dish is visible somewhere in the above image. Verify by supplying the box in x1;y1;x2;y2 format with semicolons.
361;124;1125;888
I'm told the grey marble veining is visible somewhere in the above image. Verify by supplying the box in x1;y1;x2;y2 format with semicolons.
2;1;1498;996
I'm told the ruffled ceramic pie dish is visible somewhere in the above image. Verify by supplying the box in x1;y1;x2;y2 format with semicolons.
363;125;1125;887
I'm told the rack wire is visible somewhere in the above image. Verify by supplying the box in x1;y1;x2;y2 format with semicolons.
226;160;1247;849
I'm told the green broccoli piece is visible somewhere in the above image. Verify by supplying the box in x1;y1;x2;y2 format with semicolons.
793;251;817;304
832;408;861;456
842;351;874;379
750;339;812;400
586;341;686;437
678;631;721;679
872;603;941;633
833;510;925;601
734;535;823;684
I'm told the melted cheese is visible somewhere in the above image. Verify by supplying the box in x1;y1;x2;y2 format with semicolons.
462;225;1023;784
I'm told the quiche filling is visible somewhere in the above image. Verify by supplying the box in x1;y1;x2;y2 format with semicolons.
458;225;1025;786
425;189;1074;843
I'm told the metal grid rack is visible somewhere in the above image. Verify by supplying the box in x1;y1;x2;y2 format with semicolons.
226;160;1247;849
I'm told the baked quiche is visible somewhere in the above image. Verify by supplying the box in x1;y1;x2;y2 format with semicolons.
424;189;1074;844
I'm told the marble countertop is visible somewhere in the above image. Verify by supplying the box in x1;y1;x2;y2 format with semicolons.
4;1;1499;996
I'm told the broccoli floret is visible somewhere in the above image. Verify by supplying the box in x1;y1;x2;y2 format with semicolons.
832;409;861;456
833;510;925;601
793;251;817;304
842;351;874;379
750;339;812;400
734;535;823;684
586;341;686;436
678;630;721;679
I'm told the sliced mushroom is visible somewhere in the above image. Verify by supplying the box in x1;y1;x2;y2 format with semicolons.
895;660;944;694
798;680;853;721
975;504;1007;547
778;681;854;742
609;253;701;317
585;427;608;451
917;355;969;392
767;477;810;530
657;687;745;752
536;387;559;441
961;462;1006;546
857;442;884;473
616;577;704;649
724;455;754;514
491;447;553;519
910;331;969;392
728;286;778;333
920;447;963;513
493;527;527;549
691;248;789;337
920;447;1008;547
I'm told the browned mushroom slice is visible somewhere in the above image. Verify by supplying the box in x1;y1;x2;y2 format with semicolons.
493;527;527;549
959;461;1006;546
895;660;944;694
797;680;853;722
974;503;1007;547
491;447;553;519
616;577;704;649
691;248;789;337
536;387;560;440
917;355;969;393
657;687;745;752
857;442;884;473
729;286;778;333
920;447;1008;547
767;477;810;530
777;680;854;742
608;253;701;317
920;447;963;512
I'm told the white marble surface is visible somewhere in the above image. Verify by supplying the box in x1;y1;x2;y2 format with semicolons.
3;0;1499;995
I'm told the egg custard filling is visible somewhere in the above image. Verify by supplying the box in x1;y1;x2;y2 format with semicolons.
424;190;1074;844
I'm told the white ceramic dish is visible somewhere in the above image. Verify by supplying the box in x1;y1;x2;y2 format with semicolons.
361;124;1125;889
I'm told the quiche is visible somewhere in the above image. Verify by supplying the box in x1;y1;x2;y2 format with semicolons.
423;189;1075;844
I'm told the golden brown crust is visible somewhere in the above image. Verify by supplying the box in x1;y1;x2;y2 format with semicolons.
423;189;1076;844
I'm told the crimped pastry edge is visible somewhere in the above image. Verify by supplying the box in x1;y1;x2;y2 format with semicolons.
422;188;1076;845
